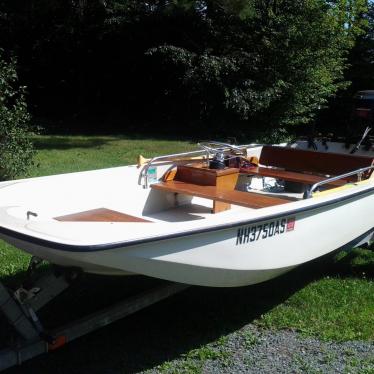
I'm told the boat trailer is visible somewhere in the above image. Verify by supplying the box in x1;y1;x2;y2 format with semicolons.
0;258;188;371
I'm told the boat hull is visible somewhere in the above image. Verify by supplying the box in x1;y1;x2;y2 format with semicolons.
2;189;373;287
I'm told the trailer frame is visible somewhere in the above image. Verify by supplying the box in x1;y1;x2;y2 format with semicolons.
0;258;188;371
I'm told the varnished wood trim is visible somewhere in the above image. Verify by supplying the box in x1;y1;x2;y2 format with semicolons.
213;201;231;213
151;181;289;209
55;208;152;223
242;167;347;186
260;145;374;177
174;165;239;188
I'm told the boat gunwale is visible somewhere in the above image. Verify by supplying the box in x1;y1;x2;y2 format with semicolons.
0;185;373;253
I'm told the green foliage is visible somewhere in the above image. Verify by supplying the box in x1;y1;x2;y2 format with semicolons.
145;0;368;137
0;50;34;180
348;3;374;89
0;0;369;137
315;1;374;135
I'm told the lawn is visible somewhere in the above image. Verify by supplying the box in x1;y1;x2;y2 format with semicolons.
0;135;373;373
30;135;197;177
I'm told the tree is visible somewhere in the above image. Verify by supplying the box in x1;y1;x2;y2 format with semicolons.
146;0;368;139
0;50;35;180
345;1;374;91
316;1;374;136
0;0;368;138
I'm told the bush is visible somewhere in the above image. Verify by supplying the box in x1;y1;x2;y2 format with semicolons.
0;50;35;180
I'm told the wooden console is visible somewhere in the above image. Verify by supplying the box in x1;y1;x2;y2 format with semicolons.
163;164;240;213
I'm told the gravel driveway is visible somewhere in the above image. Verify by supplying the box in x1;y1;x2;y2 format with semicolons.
143;324;374;374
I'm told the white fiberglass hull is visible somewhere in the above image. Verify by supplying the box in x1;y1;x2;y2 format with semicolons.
0;163;373;287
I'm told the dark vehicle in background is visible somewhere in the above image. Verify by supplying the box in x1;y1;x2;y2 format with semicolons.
347;90;374;153
294;90;374;155
353;90;374;124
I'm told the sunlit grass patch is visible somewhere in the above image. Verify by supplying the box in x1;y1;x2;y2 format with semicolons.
29;135;196;177
0;242;30;281
257;252;374;341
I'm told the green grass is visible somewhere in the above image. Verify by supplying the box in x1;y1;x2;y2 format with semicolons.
257;276;374;341
29;135;196;177
0;242;30;281
0;135;374;373
256;249;374;341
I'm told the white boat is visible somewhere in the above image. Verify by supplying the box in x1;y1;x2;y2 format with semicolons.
0;141;373;287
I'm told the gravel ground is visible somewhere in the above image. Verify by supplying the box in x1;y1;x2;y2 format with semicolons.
143;324;374;374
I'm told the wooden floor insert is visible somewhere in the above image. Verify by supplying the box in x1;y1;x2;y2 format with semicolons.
55;208;151;222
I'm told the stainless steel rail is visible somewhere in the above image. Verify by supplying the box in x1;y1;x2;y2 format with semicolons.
306;165;374;198
139;149;208;188
139;143;260;188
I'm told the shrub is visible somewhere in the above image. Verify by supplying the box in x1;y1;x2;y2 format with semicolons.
0;50;35;180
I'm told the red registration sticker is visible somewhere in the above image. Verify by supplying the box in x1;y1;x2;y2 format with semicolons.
286;217;296;231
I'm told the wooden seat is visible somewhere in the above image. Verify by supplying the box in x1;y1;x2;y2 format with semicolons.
242;167;347;187
163;164;240;213
243;146;374;186
151;180;289;210
259;146;374;175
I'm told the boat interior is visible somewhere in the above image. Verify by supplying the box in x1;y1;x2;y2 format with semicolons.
51;142;374;225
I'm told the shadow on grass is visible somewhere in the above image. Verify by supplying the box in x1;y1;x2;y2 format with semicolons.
33;136;119;151
34;117;217;143
0;253;349;374
331;247;374;279
33;134;197;151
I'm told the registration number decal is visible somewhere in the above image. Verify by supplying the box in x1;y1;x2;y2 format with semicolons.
236;217;296;245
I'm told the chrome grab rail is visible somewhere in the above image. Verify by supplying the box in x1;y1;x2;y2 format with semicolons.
139;149;208;188
139;143;259;188
306;165;374;198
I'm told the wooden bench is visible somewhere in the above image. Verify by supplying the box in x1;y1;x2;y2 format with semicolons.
244;146;374;187
244;167;347;187
162;164;240;213
151;180;289;211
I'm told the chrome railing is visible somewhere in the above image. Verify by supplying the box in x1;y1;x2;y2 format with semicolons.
139;142;260;188
306;165;374;198
139;149;207;188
